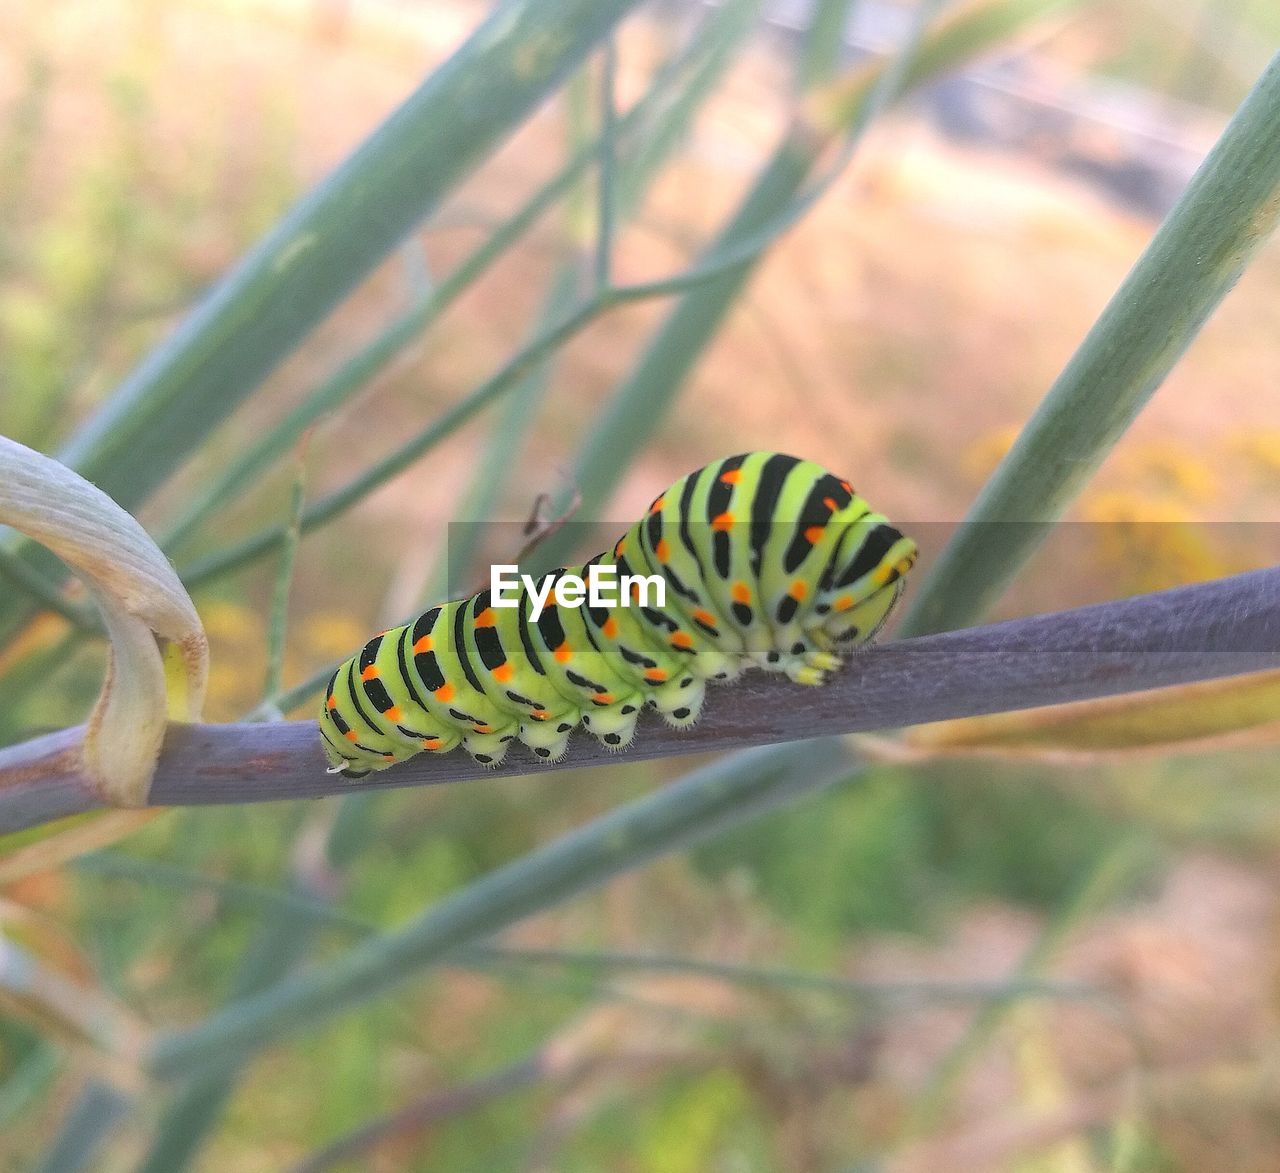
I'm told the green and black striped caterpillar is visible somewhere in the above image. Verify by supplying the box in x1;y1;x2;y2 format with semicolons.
320;452;917;778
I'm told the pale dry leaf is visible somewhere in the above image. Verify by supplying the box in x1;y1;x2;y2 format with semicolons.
0;436;208;806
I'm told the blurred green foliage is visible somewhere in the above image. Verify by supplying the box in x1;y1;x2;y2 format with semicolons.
694;762;1158;945
2;0;1279;1169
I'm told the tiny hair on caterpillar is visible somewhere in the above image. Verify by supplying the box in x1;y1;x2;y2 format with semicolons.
320;452;917;778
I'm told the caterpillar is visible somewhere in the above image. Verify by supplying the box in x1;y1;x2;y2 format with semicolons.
320;452;917;778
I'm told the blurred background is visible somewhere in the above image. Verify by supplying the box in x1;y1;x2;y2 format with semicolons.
1;0;1279;1168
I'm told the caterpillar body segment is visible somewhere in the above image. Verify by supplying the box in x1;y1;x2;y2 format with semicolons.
321;452;916;778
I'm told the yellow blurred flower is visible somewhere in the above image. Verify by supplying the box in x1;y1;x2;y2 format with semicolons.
1082;491;1229;594
1233;428;1280;481
962;425;1020;481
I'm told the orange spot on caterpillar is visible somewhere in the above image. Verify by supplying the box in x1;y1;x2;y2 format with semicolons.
531;709;549;720
360;665;380;681
711;512;734;531
615;537;627;556
473;724;492;734
670;631;694;650
692;608;717;627
382;753;396;762
834;595;855;612
344;731;359;742
839;480;852;493
592;693;615;705
421;738;442;749
435;684;454;702
492;663;513;683
603;617;619;638
385;706;402;722
789;581;808;601
803;525;825;545
656;538;670;562
823;497;838;512
475;608;495;627
413;636;432;653
645;668;667;682
554;644;572;663
326;696;337;710
731;582;751;604
720;469;741;484
650;495;665;513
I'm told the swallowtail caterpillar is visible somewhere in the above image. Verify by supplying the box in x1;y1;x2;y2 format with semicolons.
320;452;917;777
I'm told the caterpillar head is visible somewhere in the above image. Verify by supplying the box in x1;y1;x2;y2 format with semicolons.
816;522;917;646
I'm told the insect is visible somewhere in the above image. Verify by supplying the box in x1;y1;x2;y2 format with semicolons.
320;452;917;778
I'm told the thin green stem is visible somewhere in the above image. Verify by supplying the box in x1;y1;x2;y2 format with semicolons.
435;266;584;605
615;0;763;218
549;0;948;547
796;0;858;92
466;947;1105;1007
262;452;307;707
54;0;648;513
290;1053;544;1173
0;1045;60;1132
147;741;858;1078
156;18;722;557
34;1078;131;1173
899;51;1280;635
0;548;96;631
250;660;334;720
900;839;1149;1136
178;297;604;589
596;39;618;292
72;851;371;933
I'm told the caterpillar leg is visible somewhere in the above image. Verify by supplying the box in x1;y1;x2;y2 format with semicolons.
461;727;519;767
672;646;739;683
580;697;643;750
649;675;706;728
748;641;842;686
784;647;842;686
518;714;581;762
